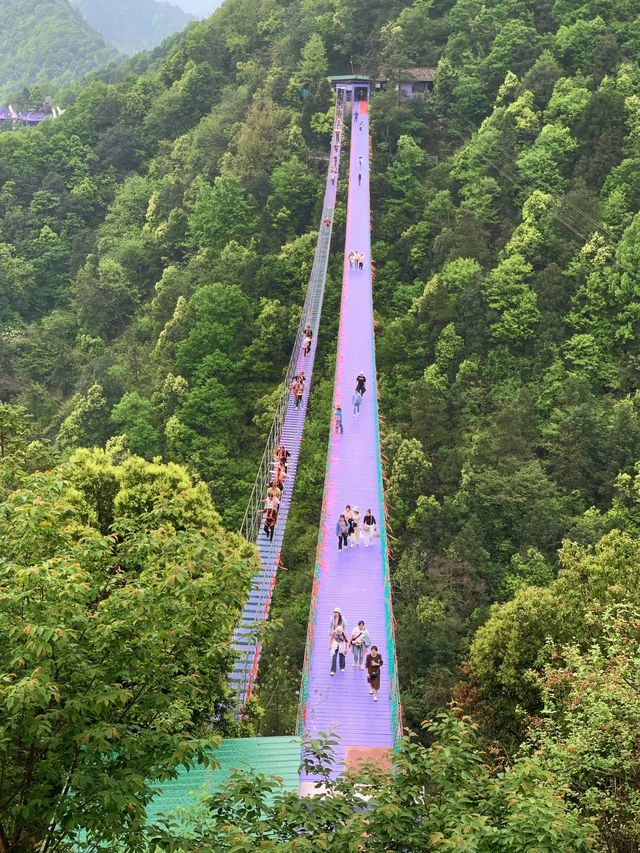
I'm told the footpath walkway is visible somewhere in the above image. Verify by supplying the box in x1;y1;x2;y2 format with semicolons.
298;98;401;787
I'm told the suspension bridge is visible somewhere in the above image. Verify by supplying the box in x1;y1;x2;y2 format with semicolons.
149;76;400;816
0;106;63;125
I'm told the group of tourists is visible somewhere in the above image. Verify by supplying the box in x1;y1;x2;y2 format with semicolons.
330;108;344;176
336;505;378;550
348;251;365;270
263;444;290;542
329;608;383;701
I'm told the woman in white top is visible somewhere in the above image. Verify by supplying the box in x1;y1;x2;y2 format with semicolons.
350;506;361;547
329;607;348;675
362;508;377;547
349;620;371;669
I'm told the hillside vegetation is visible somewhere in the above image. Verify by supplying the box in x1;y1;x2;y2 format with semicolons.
0;0;119;101
72;0;194;55
1;0;640;848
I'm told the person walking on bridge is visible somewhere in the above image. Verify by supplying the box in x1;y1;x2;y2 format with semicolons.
275;445;290;472
355;373;367;396
350;506;361;547
334;404;344;435
352;389;362;416
330;616;349;675
366;646;383;701
292;378;303;409
350;620;371;669
329;607;348;675
362;508;377;547
336;514;349;551
329;607;345;636
263;507;277;542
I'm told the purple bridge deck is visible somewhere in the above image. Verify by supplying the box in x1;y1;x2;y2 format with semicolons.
0;108;49;123
297;97;401;787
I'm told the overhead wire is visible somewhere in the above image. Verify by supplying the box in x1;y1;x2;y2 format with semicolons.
442;100;640;286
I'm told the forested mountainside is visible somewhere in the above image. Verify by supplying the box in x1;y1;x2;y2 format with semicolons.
72;0;194;55
0;0;119;102
2;0;640;848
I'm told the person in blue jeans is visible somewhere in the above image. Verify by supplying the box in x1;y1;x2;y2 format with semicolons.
350;620;371;669
330;618;349;675
352;390;362;416
336;514;349;551
334;405;343;434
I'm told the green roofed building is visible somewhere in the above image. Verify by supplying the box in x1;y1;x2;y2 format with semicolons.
146;736;302;823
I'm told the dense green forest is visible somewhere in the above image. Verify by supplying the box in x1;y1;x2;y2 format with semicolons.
2;0;640;848
0;0;119;102
72;0;194;55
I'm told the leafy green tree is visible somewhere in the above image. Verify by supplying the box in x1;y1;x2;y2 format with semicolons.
528;606;640;852
0;459;254;851
229;95;292;196
485;254;540;345
187;176;258;256
151;715;592;851
469;529;640;734
0;402;30;459
295;32;329;92
174;283;252;378
267;157;320;238
57;383;110;451
111;391;163;459
388;437;432;528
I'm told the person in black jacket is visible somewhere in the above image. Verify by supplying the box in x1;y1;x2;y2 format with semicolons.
355;373;366;396
362;508;377;547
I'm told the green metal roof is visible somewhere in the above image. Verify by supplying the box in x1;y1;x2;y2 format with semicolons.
328;75;372;82
146;736;302;823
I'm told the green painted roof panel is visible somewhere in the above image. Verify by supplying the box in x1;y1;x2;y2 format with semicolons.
328;75;371;82
147;736;301;822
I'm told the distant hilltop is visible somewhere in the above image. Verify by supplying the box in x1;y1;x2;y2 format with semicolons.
171;0;225;18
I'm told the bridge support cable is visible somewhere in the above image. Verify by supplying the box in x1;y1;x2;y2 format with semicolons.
296;90;402;789
229;96;346;715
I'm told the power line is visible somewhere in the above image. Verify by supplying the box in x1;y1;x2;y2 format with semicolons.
442;102;640;288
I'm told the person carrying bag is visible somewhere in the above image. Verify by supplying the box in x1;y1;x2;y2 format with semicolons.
349;620;371;669
362;508;377;547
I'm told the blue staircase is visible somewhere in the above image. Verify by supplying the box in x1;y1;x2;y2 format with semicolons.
230;97;346;715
